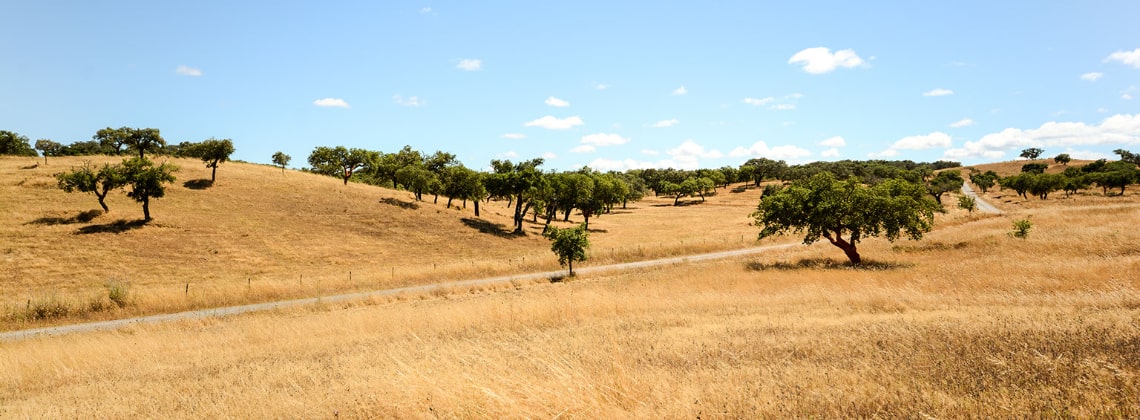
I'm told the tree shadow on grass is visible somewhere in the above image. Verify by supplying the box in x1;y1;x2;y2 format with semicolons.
461;217;523;239
379;197;419;210
27;209;103;225
183;179;214;190
746;258;913;272
76;219;147;235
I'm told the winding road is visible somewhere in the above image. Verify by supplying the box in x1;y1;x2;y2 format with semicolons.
961;182;1003;214
1;242;801;342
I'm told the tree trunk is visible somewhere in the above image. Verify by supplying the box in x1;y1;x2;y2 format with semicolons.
142;197;152;222
433;194;439;204
342;176;350;185
474;200;480;217
673;195;681;206
96;190;110;212
563;208;571;222
211;165;217;182
568;259;573;277
447;197;454;208
513;196;525;233
824;231;861;265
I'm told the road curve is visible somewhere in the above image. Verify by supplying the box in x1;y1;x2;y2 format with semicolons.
1;242;801;342
961;182;1003;214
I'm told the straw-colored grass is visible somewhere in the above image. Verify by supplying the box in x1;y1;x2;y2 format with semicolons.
1;155;762;330
2;156;1138;417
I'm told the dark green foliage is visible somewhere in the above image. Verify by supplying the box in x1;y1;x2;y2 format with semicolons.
308;146;380;185
930;160;962;170
34;139;62;164
121;157;178;222
56;162;128;212
1054;153;1071;166
1010;219;1032;239
182;138;235;182
753;172;941;265
739;158;788;185
1115;149;1140;166
0;130;37;156
485;158;545;233
927;170;964;205
272;151;291;173
969;170;999;193
1020;147;1044;160
957;195;976;214
1021;163;1049;174
543;223;590;276
94;127;166;159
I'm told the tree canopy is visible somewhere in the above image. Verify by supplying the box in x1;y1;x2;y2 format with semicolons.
183;138;235;182
308;146;380;185
121;158;178;222
753;172;941;265
271;151;291;174
0;130;37;156
543;223;590;277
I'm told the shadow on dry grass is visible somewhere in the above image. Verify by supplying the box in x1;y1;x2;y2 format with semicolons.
461;217;522;239
27;209;103;225
183;179;214;190
746;258;913;271
379;197;419;210
76;219;147;234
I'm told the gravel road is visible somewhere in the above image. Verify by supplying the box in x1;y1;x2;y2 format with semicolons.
1;242;800;342
961;182;1003;214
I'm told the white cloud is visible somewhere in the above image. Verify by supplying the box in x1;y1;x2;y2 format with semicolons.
728;141;812;161
419;7;432;13
949;118;975;128
500;151;519;158
650;118;679;128
524;115;584;130
743;97;775;106
1105;48;1140;68
456;59;482;71
542;152;557;159
501;133;526;139
820;148;841;158
313;98;349;108
819;136;846;147
672;86;688;96
393;95;424;107
1098;108;1109;113
175;65;202;77
785;93;804;99
943;114;1140;160
788;47;866;74
923;88;954;97
891;132;952;150
580;133;630;146
769;104;796;110
587;158;658;172
544;96;570;107
1080;72;1104;82
571;145;596;153
594;83;610;90
640;149;660;156
665;140;725;169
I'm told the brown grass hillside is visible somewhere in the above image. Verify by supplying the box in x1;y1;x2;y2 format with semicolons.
2;155;767;330
2;173;1138;417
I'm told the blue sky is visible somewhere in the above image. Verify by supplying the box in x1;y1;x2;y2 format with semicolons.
2;1;1139;171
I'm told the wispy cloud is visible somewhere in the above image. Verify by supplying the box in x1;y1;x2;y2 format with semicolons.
501;133;526;139
393;95;424;107
944;114;1140;160
175;65;202;77
650;119;679;128
729;141;811;161
949;118;975;128
819;136;846;147
544;96;570;107
313;98;349;108
1104;48;1140;68
524;115;584;130
571;145;596;153
581;133;630;146
788;47;866;74
593;82;610;90
672;86;688;96
769;104;796;110
743;97;775;106
1080;72;1104;82
923;88;954;97
456;58;482;71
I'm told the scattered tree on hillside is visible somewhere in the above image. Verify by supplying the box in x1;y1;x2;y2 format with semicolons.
93;127;166;159
271;151;291;174
543;223;590;277
56;162;127;212
1054;153;1071;166
373;146;423;189
969;170;999;193
1021;163;1049;174
308;146;380;185
34;139;62;164
93;127;129;155
121;157;178;222
740;158;788;186
441;165;484;212
485;158;545;234
0;130;37;156
395;164;437;201
183;138;235;182
926;170;964;205
753;172;940;265
958;195;976;214
1020;147;1044;160
1114;149;1140;166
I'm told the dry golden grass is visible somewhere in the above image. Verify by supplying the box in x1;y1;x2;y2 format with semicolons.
1;156;764;330
1;165;1138;417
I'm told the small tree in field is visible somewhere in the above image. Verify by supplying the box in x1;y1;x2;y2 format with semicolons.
35;139;62;165
958;195;976;214
543;223;590;277
56;162;127;212
272;151;291;174
1054;153;1071;166
753;172;940;265
184;138;235;182
122;158;177;222
1020;147;1044;160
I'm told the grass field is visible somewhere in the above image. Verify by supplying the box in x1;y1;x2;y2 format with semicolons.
2;157;1138;416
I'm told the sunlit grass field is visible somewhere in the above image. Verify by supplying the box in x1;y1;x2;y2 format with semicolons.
2;157;1138;416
